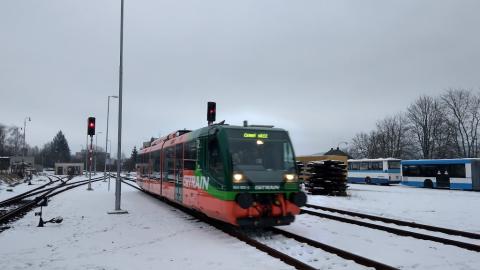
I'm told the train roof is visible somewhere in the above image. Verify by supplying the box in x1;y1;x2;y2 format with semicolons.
141;124;288;153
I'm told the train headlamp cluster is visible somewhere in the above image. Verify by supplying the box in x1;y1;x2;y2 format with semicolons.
284;173;297;182
233;173;245;183
256;140;264;145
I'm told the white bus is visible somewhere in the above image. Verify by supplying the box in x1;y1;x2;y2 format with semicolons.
401;159;480;190
347;158;401;185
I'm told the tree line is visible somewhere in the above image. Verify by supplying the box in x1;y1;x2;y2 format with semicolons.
348;88;480;159
0;123;135;171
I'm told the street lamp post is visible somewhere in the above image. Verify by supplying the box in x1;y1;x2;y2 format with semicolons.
104;95;118;182
22;117;31;158
94;131;103;174
109;0;127;214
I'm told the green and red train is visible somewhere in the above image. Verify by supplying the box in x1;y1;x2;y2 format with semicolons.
136;124;306;227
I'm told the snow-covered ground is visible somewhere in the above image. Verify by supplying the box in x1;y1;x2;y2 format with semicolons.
0;175;51;201
1;179;479;269
308;183;480;233
0;177;292;270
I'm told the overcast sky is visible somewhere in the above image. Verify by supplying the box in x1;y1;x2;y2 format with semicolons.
1;0;480;157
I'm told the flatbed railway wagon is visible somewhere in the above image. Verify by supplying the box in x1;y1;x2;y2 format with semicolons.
401;159;480;190
136;124;307;227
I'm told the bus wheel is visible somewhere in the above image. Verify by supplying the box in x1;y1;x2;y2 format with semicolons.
424;179;433;188
365;177;372;185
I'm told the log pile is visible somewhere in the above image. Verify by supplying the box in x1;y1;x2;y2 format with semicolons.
299;160;348;196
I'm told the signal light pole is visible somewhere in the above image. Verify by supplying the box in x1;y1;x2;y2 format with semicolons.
87;117;96;191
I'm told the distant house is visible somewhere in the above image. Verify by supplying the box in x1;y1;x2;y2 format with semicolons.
297;147;352;164
10;156;35;175
54;163;84;175
0;157;10;173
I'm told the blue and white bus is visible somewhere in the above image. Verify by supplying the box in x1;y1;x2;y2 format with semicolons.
401;159;480;190
347;158;401;184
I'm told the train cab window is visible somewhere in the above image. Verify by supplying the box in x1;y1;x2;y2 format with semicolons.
208;138;224;181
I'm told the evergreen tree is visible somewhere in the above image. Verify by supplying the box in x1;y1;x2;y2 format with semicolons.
41;131;71;167
129;146;138;171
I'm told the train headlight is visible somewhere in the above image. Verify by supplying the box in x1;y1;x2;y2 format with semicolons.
233;173;244;183
284;173;297;182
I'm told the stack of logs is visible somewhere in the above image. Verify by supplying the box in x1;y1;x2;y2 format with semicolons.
297;160;347;196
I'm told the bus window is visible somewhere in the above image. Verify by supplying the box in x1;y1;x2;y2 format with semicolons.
388;161;400;169
360;162;368;170
369;162;382;170
350;162;360;170
447;164;466;178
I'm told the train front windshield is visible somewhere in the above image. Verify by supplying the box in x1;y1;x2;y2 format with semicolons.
226;129;296;183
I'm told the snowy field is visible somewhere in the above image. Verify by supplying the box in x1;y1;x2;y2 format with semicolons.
0;178;479;269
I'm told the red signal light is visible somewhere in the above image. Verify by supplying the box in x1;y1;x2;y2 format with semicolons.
87;117;96;136
207;102;216;123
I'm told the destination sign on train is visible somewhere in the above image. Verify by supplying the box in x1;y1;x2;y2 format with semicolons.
226;129;289;140
243;133;269;139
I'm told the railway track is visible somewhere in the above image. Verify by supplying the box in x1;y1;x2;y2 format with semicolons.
0;175;106;229
122;179;399;270
302;205;480;252
304;204;480;240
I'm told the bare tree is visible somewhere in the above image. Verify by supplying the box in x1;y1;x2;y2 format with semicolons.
349;131;377;158
0;124;6;156
441;88;480;157
406;95;447;159
375;114;412;158
6;126;23;156
349;114;412;159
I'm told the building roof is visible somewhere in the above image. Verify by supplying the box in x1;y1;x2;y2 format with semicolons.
323;147;353;158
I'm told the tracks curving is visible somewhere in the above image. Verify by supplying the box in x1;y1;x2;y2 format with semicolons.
0;175;106;228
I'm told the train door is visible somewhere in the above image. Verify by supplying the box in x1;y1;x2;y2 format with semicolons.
174;143;183;203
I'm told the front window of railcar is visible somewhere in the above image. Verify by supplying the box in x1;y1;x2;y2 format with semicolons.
226;130;296;184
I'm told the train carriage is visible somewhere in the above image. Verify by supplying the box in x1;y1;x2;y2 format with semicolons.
136;124;306;227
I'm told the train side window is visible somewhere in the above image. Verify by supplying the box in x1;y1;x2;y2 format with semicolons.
165;147;175;181
208;138;224;181
176;144;183;177
184;140;197;170
153;150;160;180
